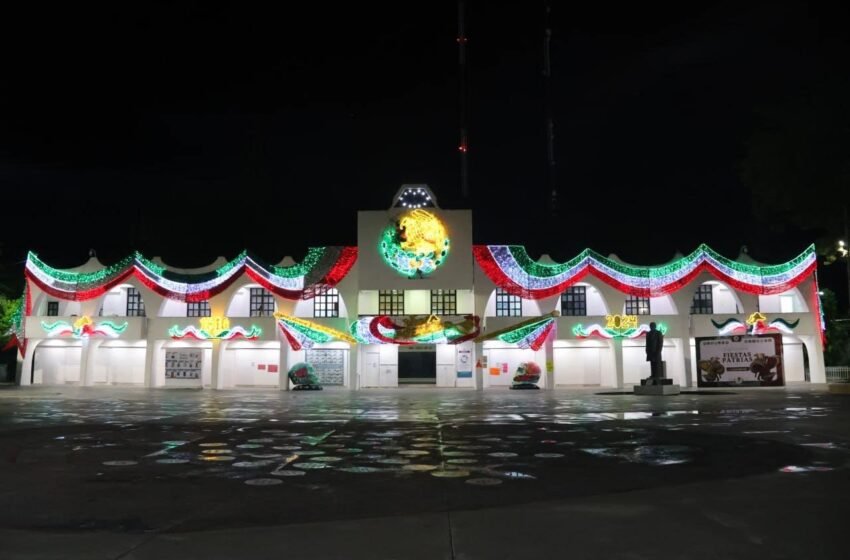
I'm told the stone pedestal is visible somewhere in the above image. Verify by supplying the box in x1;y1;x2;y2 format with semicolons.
634;383;681;396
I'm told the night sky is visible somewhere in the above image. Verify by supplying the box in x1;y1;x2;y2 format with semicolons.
1;1;846;275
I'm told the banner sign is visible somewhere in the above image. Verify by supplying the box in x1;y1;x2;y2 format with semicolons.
457;348;472;378
696;334;784;387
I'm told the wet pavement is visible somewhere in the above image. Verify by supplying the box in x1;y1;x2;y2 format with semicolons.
1;384;849;559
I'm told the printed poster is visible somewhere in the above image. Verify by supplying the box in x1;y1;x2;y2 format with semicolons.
165;349;202;380
457;348;472;378
696;334;784;387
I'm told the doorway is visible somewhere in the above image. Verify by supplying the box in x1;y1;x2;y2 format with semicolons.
398;345;436;384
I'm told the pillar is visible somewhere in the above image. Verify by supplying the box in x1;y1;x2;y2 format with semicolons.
613;338;624;389
79;338;99;387
543;336;555;390
278;340;290;391
211;339;224;389
473;342;484;391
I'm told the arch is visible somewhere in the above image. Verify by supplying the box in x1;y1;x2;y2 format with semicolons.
553;281;610;316
483;288;542;318
292;287;350;319
158;297;192;318
690;280;744;315
98;284;147;317
226;284;278;317
758;287;809;313
31;292;81;317
622;294;678;315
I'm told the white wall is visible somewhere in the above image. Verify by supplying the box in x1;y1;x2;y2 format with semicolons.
708;282;740;313
759;289;808;313
92;341;146;385
36;298;81;317
621;338;684;386
226;285;277;317
293;289;350;318
358;291;379;315
783;338;806;382
159;298;188;317
223;344;280;387
33;342;82;385
100;285;138;317
553;338;614;386
406;290;431;314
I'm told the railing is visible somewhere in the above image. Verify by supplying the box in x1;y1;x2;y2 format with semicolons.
826;366;850;383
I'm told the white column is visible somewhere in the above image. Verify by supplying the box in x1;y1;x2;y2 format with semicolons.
278;341;290;391
543;337;555;390
802;335;826;383
79;338;98;387
613;338;624;389
474;342;484;391
211;339;224;389
143;340;157;388
20;342;37;386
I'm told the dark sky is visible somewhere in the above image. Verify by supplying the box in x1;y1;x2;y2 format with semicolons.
1;1;846;273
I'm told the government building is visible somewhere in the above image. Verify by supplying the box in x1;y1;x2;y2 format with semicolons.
8;185;826;390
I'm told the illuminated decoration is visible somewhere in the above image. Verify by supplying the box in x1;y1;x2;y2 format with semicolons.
24;247;358;302
474;312;558;351
350;315;480;345
41;316;128;339
711;313;800;336
572;315;668;339
380;209;450;277
473;244;817;299
812;273;827;346
274;312;357;351
393;186;436;209
167;321;262;341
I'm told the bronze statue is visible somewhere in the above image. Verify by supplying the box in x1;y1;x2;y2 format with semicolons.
645;321;664;379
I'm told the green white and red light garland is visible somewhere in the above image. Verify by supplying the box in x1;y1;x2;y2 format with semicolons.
349;315;480;345
275;313;357;351
572;321;667;339
41;317;128;339
167;324;263;340
474;313;557;351
24;247;357;303
710;316;800;336
473;244;817;299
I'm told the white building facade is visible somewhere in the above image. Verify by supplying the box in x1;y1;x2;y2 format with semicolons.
8;185;827;390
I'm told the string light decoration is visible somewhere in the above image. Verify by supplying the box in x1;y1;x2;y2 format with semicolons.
41;316;128;339
572;317;667;339
394;186;435;209
710;314;800;336
812;273;827;347
380;209;450;277
167;323;262;340
473;312;558;350
274;312;357;351
349;315;479;345
24;247;358;303
473;244;817;299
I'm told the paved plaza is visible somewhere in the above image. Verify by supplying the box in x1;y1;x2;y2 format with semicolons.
1;384;848;559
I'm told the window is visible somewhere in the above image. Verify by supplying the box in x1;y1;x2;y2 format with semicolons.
495;288;521;317
250;287;275;317
47;301;59;316
126;287;146;317
690;285;714;315
379;290;405;315
780;295;795;313
430;289;457;315
625;295;650;316
560;286;587;316
187;301;211;317
314;288;340;318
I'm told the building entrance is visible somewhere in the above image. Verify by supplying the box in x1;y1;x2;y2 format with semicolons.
398;345;436;384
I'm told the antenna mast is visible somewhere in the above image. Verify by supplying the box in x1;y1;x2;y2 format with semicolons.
543;0;557;217
458;0;470;199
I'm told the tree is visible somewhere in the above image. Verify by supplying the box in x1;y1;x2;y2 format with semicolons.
0;294;20;347
821;289;850;366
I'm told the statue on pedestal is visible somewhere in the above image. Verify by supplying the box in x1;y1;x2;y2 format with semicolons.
643;322;667;385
